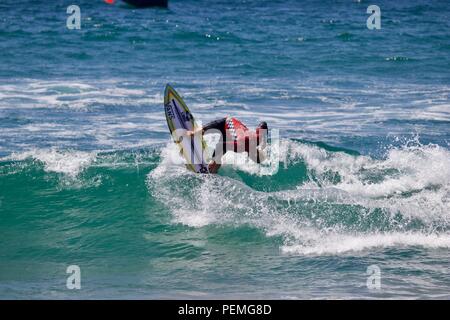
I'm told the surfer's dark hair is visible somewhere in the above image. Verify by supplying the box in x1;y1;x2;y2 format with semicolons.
258;121;268;130
256;121;268;146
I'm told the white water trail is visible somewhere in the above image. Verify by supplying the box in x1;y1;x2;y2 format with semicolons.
148;138;450;255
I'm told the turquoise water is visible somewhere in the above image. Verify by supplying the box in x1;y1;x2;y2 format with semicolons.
0;0;449;299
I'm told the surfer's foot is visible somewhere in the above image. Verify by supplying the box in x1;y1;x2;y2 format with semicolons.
208;161;221;174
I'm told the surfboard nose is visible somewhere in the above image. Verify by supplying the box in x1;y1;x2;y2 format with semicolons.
164;84;174;102
165;83;174;93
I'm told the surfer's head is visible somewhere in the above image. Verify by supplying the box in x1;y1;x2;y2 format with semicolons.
256;121;268;136
256;121;268;147
257;121;268;131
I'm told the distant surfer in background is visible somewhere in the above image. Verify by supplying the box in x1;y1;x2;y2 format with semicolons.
187;117;268;173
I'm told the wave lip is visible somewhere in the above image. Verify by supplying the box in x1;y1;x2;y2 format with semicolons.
281;232;450;256
7;148;97;177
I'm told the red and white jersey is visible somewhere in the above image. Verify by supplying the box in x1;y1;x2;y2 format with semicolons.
224;117;248;141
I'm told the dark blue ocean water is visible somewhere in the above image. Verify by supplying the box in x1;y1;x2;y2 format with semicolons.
0;0;449;299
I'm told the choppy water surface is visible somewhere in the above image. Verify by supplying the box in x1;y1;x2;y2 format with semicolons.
0;0;449;299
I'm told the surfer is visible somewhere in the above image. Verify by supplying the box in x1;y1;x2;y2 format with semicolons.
187;117;268;173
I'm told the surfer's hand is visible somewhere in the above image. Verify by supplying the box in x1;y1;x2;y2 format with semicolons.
187;128;203;136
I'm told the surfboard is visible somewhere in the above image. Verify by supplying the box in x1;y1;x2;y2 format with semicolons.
164;84;210;174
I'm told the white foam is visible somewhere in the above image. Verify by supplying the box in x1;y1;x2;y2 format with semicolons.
279;140;450;227
281;232;450;255
148;138;450;256
284;140;450;194
8;149;96;176
0;79;162;111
